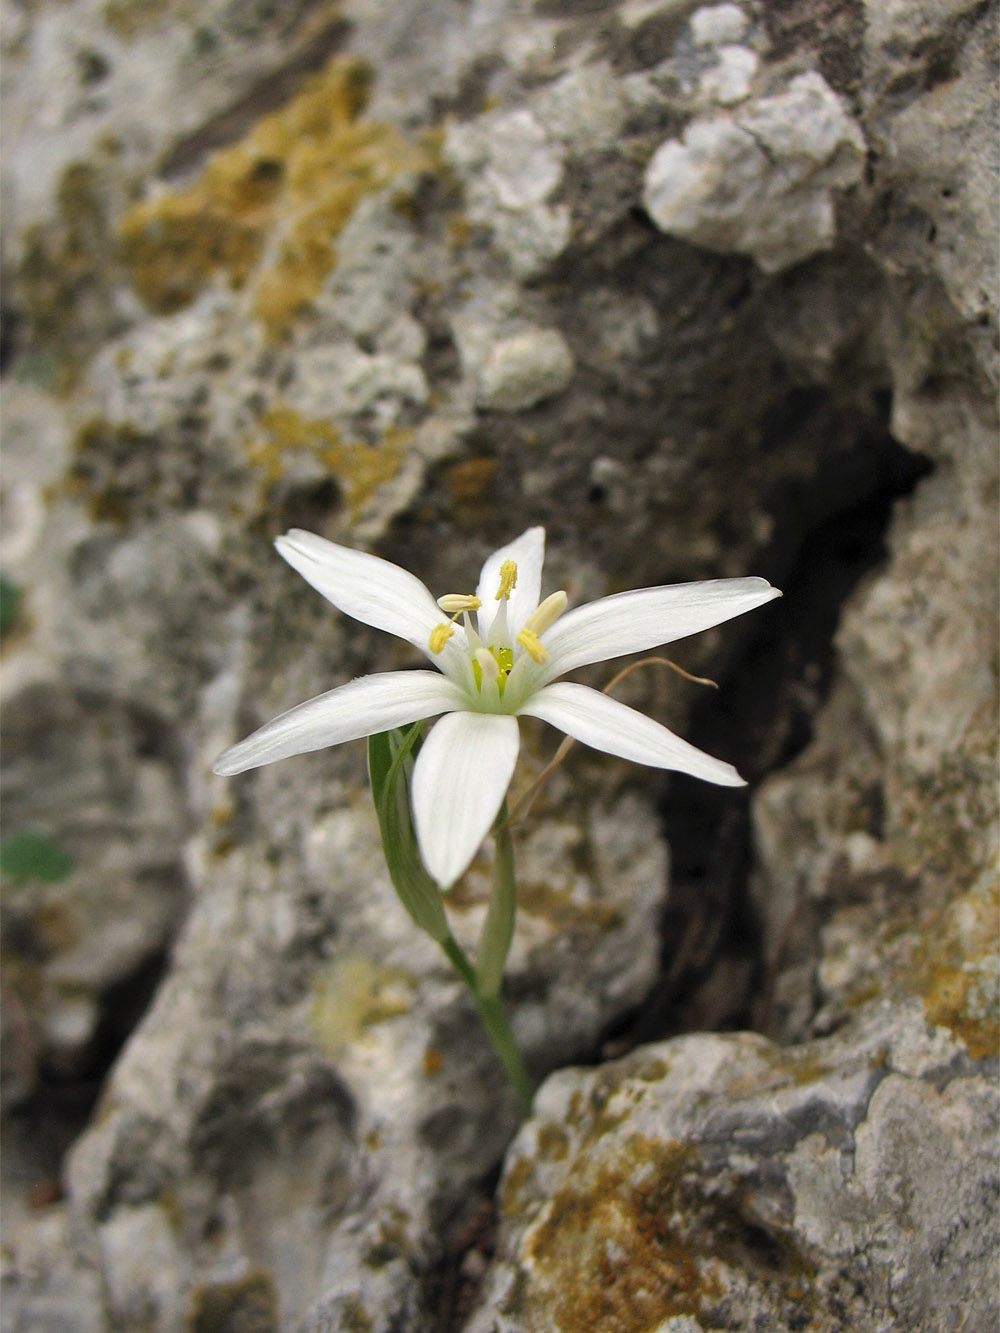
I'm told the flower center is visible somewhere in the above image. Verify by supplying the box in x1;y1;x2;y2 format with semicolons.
472;643;514;695
427;559;568;698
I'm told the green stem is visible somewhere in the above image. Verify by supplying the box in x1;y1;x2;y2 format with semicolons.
441;933;535;1113
476;801;517;998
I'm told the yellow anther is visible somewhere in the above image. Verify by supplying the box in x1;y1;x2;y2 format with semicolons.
524;590;568;636
429;623;454;654
437;593;481;613
516;628;548;664
495;560;518;601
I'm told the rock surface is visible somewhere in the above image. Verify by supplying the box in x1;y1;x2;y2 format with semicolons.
643;72;867;271
470;1000;998;1333
1;0;996;1329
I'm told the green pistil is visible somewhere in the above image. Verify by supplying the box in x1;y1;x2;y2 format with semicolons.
472;645;514;697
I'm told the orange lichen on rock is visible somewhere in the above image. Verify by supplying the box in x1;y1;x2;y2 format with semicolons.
447;455;497;505
119;58;430;334
421;1046;444;1077
520;1135;717;1332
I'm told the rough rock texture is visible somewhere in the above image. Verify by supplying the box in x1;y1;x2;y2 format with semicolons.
643;71;867;271
1;0;996;1329
470;1001;998;1333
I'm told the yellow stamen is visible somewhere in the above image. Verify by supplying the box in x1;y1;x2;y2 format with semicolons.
516;628;548;664
437;593;481;613
524;590;568;636
429;623;454;653
495;560;518;600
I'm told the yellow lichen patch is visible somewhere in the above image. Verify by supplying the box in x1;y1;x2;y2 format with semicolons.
18;163;118;390
119;57;431;334
631;1057;670;1083
917;873;999;1060
446;212;474;249
339;1298;375;1333
119;149;283;311
514;1130;819;1331
64;416;148;525
362;1206;412;1271
187;1266;280;1333
520;1135;717;1332
103;0;194;38
517;878;624;933
156;1187;185;1236
536;1123;570;1161
565;1077;636;1153
208;804;237;860
422;1046;445;1077
308;955;414;1055
249;403;408;515
448;456;497;504
729;1041;832;1098
32;901;82;955
500;1155;537;1218
447;455;499;528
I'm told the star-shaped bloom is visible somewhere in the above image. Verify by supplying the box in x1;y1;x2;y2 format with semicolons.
214;528;780;887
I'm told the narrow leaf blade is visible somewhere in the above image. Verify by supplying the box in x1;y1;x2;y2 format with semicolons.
368;726;449;943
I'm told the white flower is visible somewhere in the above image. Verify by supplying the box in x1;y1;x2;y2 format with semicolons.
214;527;780;887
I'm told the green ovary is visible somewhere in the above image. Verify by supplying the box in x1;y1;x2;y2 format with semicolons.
472;645;514;697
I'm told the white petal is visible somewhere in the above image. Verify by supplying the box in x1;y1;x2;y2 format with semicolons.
275;530;444;657
411;712;520;888
520;681;745;786
476;527;545;640
213;671;464;776
539;578;781;681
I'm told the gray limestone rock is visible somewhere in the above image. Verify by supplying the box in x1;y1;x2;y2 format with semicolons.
690;5;750;48
643;73;867;272
474;328;575;413
444;107;572;280
468;1001;999;1333
49;784;667;1330
1;0;996;1329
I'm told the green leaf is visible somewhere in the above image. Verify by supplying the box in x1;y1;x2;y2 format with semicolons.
369;729;533;1108
0;579;22;640
368;725;450;943
0;831;73;883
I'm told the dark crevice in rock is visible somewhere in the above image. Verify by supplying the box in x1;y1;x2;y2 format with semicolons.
0;301;22;375
419;401;931;1317
871;0;994;108
158;14;354;180
603;417;934;1053
535;0;620;16
1;945;171;1208
92;945;173;1081
422;1172;500;1333
1;686;190;1209
428;55;505;124
762;0;866;101
1;1084;95;1212
605;3;699;75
